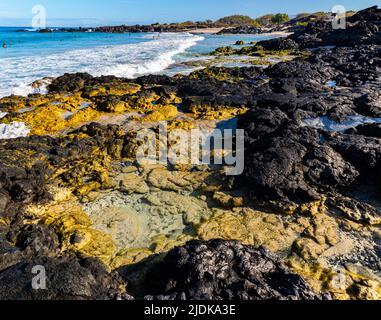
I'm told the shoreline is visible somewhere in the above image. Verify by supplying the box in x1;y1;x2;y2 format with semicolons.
188;27;225;34
0;31;283;98
189;28;292;37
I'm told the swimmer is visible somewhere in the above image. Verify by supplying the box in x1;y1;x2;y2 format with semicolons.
2;43;6;49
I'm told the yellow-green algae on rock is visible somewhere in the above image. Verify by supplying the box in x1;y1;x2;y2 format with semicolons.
196;196;381;300
141;105;179;122
2;72;381;300
0;82;184;136
21;162;220;269
185;105;248;120
0;93;104;135
13;134;381;300
24;200;117;265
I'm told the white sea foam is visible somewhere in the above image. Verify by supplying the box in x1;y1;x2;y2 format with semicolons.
0;33;204;98
0;122;30;139
301;115;381;132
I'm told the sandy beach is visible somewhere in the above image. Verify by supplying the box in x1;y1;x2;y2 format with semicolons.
259;31;293;37
189;27;225;34
190;28;292;37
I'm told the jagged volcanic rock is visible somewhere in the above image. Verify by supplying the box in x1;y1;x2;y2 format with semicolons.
256;6;381;50
120;239;329;300
237;111;359;204
235;33;381;208
0;256;125;300
0;221;127;300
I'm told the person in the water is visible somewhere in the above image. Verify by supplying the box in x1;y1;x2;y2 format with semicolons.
2;43;7;48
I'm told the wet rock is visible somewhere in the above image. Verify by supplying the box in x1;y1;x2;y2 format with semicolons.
135;74;175;86
258;38;299;51
354;91;381;117
345;123;381;138
121;240;329;300
48;72;94;93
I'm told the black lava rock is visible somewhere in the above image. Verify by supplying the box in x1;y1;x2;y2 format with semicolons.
0;256;124;300
121;240;329;300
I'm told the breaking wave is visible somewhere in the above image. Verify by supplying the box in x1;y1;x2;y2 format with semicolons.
0;122;30;139
0;33;204;98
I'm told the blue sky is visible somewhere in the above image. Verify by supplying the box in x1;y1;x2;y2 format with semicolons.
0;0;379;26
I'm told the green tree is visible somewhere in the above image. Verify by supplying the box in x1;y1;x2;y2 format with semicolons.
271;13;290;24
216;15;260;27
255;14;274;26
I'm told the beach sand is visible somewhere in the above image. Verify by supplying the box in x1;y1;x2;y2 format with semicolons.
189;27;225;34
189;28;292;37
260;31;293;37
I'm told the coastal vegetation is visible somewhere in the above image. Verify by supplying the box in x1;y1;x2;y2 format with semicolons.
43;11;311;34
215;15;261;27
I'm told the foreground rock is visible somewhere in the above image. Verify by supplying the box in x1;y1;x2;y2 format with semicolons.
0;224;127;300
121;240;328;300
0;256;126;300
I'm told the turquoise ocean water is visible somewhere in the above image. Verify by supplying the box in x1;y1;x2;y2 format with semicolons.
0;27;276;97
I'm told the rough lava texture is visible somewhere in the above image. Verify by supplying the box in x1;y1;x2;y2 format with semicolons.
256;6;381;50
232;8;381;211
0;223;128;300
120;240;328;300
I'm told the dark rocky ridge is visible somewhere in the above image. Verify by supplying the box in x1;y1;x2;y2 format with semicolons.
0;224;128;300
217;26;263;35
257;6;381;50
229;7;381;214
120;240;328;300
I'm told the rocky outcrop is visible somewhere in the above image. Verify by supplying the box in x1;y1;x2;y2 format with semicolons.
256;6;381;50
121;240;328;300
217;26;263;34
233;42;381;209
238;117;359;205
0;222;126;300
0;255;126;300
